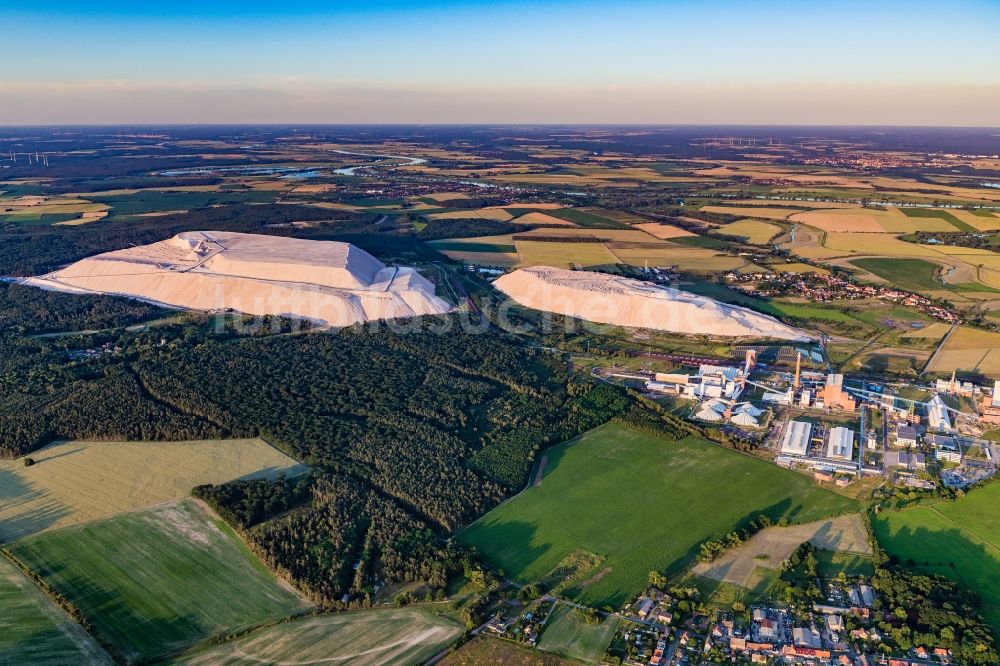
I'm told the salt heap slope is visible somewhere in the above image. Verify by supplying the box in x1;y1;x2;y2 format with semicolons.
24;231;451;326
494;266;812;341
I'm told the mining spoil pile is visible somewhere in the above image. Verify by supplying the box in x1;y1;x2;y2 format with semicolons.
493;266;811;340
23;231;451;326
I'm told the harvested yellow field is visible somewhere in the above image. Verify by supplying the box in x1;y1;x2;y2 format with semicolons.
700;205;802;221
787;207;951;234
863;177;1000;203
5;200;110;216
515;227;660;242
901;322;952;339
291;183;335;194
927;326;1000;377
822;233;942;256
789;210;884;233
515;240;619;268
0;438;307;542
691;514;870;588
433;233;516;246
55;211;109;226
633;222;696;239
716;219;782;244
512;211;576;226
952;210;1000;232
427;208;514;222
0;195;46;207
693;165;872;189
607;245;750;272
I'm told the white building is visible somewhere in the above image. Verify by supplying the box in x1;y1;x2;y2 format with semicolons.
731;411;759;427
781;420;813;456
826;427;855;461
763;388;794;405
928;434;962;464
927;394;953;432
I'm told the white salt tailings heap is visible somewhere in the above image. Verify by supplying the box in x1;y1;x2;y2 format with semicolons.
23;231;452;326
493;265;812;341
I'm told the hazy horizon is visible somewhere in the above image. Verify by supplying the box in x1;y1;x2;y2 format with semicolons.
4;0;1000;125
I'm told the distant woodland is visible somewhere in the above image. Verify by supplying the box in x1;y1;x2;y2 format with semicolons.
0;204;388;276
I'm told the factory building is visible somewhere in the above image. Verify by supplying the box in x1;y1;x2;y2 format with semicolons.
826;427;855;461
926;394;952;432
645;365;744;401
816;374;856;411
978;380;1000;425
928;434;962;464
781;420;813;456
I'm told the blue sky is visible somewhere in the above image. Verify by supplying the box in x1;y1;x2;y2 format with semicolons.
3;1;999;124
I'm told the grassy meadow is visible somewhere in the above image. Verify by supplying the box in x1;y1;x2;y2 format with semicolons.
852;257;944;293
458;423;858;608
10;500;310;663
536;603;619;662
169;609;463;666
873;481;1000;638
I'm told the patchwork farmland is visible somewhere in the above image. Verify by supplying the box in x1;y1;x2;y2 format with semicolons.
0;555;111;665
0;438;307;542
873;481;1000;638
458;423;858;608
9;499;311;663
168;609;464;665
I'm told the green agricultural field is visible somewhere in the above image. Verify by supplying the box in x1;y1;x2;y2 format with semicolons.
901;207;977;232
756;301;861;326
168;609;463;666
873;481;1000;638
10;499;310;664
93;191;275;217
0;213;80;225
536;603;619;663
458;423;858;608
549;208;630;229
428;240;517;253
0;555;111;665
852;257;943;293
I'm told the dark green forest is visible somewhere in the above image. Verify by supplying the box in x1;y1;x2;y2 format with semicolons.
0;284;643;605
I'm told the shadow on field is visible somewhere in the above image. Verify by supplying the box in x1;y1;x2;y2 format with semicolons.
39;569;207;662
671;499;797;577
874;519;1000;641
0;468;72;542
470;520;550;580
35;447;85;463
